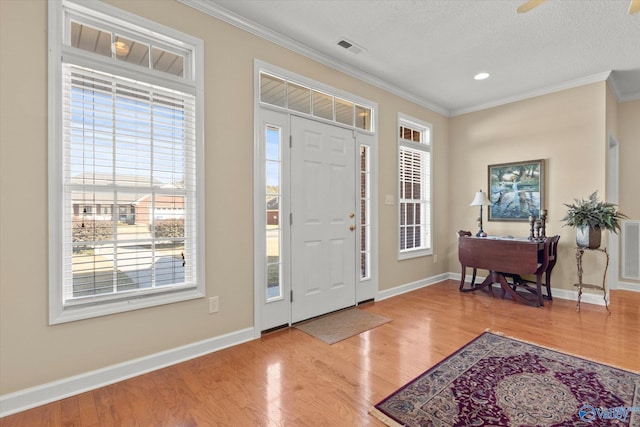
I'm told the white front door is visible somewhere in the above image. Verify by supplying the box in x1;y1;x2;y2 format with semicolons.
290;116;356;323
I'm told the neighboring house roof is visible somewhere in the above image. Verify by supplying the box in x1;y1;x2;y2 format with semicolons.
266;197;279;210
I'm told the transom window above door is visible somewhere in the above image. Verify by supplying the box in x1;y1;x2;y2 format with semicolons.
259;72;374;131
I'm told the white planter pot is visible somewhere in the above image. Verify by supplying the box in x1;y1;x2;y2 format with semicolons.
576;226;601;249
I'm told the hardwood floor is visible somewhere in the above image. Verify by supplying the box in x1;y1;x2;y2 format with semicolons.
3;280;639;426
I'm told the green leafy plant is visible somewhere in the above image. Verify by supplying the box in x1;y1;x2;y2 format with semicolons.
561;191;627;233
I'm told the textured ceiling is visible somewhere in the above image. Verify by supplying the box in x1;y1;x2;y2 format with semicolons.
187;0;640;116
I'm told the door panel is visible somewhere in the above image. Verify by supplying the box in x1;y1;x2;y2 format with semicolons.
291;116;356;323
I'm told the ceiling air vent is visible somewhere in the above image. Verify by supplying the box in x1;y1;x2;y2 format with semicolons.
337;38;365;55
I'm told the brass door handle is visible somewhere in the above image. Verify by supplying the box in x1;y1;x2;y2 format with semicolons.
349;212;355;218
349;225;356;231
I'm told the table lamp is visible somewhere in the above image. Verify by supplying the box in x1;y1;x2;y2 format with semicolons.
470;190;491;237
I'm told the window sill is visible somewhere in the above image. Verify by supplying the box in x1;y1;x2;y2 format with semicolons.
49;288;205;325
398;248;432;261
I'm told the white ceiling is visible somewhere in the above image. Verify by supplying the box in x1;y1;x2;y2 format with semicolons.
186;0;640;116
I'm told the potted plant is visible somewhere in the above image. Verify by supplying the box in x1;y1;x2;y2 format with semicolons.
561;191;628;248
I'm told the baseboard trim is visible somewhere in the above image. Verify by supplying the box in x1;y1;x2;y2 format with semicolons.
618;281;640;292
3;272;622;417
449;272;609;306
0;327;255;418
376;273;449;301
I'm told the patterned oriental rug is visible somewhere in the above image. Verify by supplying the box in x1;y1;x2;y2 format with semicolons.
371;332;640;427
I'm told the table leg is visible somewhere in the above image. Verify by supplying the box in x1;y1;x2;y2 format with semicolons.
459;265;467;291
496;272;541;307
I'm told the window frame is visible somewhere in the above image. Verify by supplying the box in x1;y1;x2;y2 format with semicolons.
397;113;433;260
48;0;205;324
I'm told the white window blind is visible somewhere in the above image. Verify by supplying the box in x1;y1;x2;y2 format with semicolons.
62;64;197;306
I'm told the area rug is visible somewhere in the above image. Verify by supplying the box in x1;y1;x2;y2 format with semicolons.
294;308;390;344
371;332;640;427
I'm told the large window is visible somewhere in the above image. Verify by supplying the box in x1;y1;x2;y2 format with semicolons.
398;115;432;258
49;0;204;323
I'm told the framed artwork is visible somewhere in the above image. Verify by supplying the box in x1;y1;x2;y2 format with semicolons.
488;159;544;222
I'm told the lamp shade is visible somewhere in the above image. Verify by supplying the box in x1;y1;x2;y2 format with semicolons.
469;190;491;206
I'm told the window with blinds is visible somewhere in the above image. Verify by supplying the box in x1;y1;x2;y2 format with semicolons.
398;117;432;257
49;0;204;323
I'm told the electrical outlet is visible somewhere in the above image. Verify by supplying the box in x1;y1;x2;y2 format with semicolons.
208;296;219;313
433;254;438;264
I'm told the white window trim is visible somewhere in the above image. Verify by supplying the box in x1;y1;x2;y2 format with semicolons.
48;0;205;324
397;113;433;260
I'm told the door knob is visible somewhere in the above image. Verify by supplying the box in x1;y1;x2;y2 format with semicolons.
349;225;356;231
349;212;355;218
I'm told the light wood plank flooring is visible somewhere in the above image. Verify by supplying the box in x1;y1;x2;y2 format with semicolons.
2;280;639;426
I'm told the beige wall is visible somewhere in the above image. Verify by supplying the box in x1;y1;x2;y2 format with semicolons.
0;0;449;394
618;99;640;219
448;83;609;293
617;99;640;285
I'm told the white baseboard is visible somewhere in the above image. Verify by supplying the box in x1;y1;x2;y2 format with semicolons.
618;281;640;291
449;272;608;306
4;271;623;418
376;273;449;301
0;327;255;418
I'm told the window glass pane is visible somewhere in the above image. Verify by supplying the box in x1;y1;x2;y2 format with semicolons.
64;65;195;304
266;262;281;299
265;123;282;301
335;98;354;126
115;35;149;68
356;105;372;131
267;227;281;300
312;90;333;120
266;126;280;161
266;197;280;225
260;73;286;107
266;161;279;189
359;145;370;279
70;22;111;57
287;83;311;114
152;47;184;77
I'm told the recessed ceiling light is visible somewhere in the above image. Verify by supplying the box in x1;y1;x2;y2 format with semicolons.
474;72;490;81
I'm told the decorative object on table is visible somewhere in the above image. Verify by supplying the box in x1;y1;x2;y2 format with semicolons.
370;331;639;427
575;247;610;312
527;209;547;240
488;159;544;222
469;190;490;237
561;191;627;249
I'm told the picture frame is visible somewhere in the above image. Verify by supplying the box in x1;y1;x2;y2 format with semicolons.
488;159;545;222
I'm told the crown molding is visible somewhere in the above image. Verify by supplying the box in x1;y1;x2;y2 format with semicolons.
451;71;613;117
607;72;623;101
618;90;640;102
178;1;635;115
177;0;450;116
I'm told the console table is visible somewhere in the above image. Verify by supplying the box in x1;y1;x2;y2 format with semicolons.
574;247;610;312
458;236;547;307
